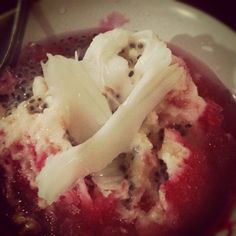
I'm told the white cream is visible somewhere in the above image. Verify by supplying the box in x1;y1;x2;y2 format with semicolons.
84;28;171;102
42;54;112;144
158;129;190;177
36;65;183;204
0;29;206;210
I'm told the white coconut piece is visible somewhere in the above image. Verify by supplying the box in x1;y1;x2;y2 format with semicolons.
36;64;184;204
42;54;112;144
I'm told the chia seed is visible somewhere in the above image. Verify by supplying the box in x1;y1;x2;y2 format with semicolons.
128;71;134;77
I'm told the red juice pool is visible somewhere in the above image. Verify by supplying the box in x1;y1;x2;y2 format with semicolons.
0;29;236;236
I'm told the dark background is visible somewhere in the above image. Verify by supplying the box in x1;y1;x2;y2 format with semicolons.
179;0;236;31
0;0;236;32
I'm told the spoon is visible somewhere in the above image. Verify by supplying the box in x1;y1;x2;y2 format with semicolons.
0;0;32;73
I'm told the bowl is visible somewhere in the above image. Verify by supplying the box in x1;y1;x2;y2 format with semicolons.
2;0;236;235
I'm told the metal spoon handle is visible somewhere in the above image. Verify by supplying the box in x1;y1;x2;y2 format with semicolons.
0;0;32;71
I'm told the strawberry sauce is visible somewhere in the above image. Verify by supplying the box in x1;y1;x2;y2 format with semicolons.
0;30;236;236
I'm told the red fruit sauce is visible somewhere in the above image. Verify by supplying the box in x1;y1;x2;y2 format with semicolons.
0;29;236;236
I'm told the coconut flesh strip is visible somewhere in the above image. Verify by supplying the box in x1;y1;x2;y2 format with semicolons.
83;28;131;94
36;29;181;204
42;54;112;144
41;29;171;144
36;63;184;204
84;28;171;102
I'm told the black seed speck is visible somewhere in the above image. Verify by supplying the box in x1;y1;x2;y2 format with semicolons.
159;128;164;141
129;42;136;48
171;123;187;136
154;171;160;178
119;49;125;54
128;71;134;77
129;182;134;192
29;105;34;111
122;199;132;209
15;84;20;89
20;87;26;93
59;195;66;201
0;95;9;103
138;43;144;49
120;164;127;173
16;95;21;101
185;123;192;128
154;171;161;184
21;79;27;85
17;73;23;78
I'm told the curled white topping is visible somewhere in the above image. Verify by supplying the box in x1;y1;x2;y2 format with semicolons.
36;64;184;204
42;54;111;143
84;28;171;102
36;29;184;204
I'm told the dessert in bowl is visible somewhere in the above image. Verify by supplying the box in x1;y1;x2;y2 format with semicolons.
0;27;236;236
0;1;236;236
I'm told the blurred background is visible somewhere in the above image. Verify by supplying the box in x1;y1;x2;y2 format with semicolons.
1;0;236;31
179;0;236;31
